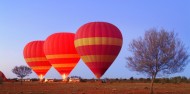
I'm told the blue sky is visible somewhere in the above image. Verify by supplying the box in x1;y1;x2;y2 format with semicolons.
0;0;190;79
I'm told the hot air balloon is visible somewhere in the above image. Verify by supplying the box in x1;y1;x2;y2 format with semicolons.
74;22;123;79
23;41;52;80
44;32;80;80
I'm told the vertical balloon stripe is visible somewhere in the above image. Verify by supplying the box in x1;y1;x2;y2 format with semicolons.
44;33;78;54
75;22;122;39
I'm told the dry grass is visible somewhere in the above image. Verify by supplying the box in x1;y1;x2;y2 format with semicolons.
0;82;190;94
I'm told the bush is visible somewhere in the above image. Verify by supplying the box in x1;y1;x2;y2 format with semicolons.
30;78;39;81
154;78;160;83
139;78;144;81
80;79;87;82
130;77;134;81
181;76;188;83
161;78;170;84
170;76;181;84
146;78;151;81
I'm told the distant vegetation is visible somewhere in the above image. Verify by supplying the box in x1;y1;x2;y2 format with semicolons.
6;76;190;84
127;76;190;84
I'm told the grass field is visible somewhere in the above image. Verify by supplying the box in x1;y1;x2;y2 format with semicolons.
0;81;190;94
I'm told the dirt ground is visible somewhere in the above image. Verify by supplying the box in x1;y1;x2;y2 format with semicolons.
0;82;190;94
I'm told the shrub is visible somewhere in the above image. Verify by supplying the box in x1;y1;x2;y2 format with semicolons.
130;77;134;81
170;76;181;84
161;78;170;84
154;78;160;83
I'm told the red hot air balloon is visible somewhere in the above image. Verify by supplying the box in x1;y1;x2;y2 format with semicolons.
23;41;52;80
44;32;80;80
75;22;123;79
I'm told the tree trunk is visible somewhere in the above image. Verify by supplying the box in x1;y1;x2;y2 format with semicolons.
21;77;23;85
150;75;156;94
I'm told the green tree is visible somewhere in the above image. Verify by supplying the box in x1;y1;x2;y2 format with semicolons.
126;28;189;94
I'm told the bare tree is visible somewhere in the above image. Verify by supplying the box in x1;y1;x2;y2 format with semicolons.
126;28;189;94
12;65;32;84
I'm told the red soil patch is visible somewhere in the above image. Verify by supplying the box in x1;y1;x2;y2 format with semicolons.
0;82;189;94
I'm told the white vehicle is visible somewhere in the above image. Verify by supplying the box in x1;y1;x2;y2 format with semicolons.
69;76;80;82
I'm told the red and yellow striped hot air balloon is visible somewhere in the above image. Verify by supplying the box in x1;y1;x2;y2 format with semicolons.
44;32;80;80
75;22;123;79
23;41;52;80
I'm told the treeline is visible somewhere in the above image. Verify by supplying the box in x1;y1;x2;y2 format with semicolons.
118;76;190;84
80;76;190;84
1;76;190;84
154;76;190;84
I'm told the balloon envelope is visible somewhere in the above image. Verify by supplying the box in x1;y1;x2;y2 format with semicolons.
44;32;80;79
23;41;52;79
75;22;123;78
